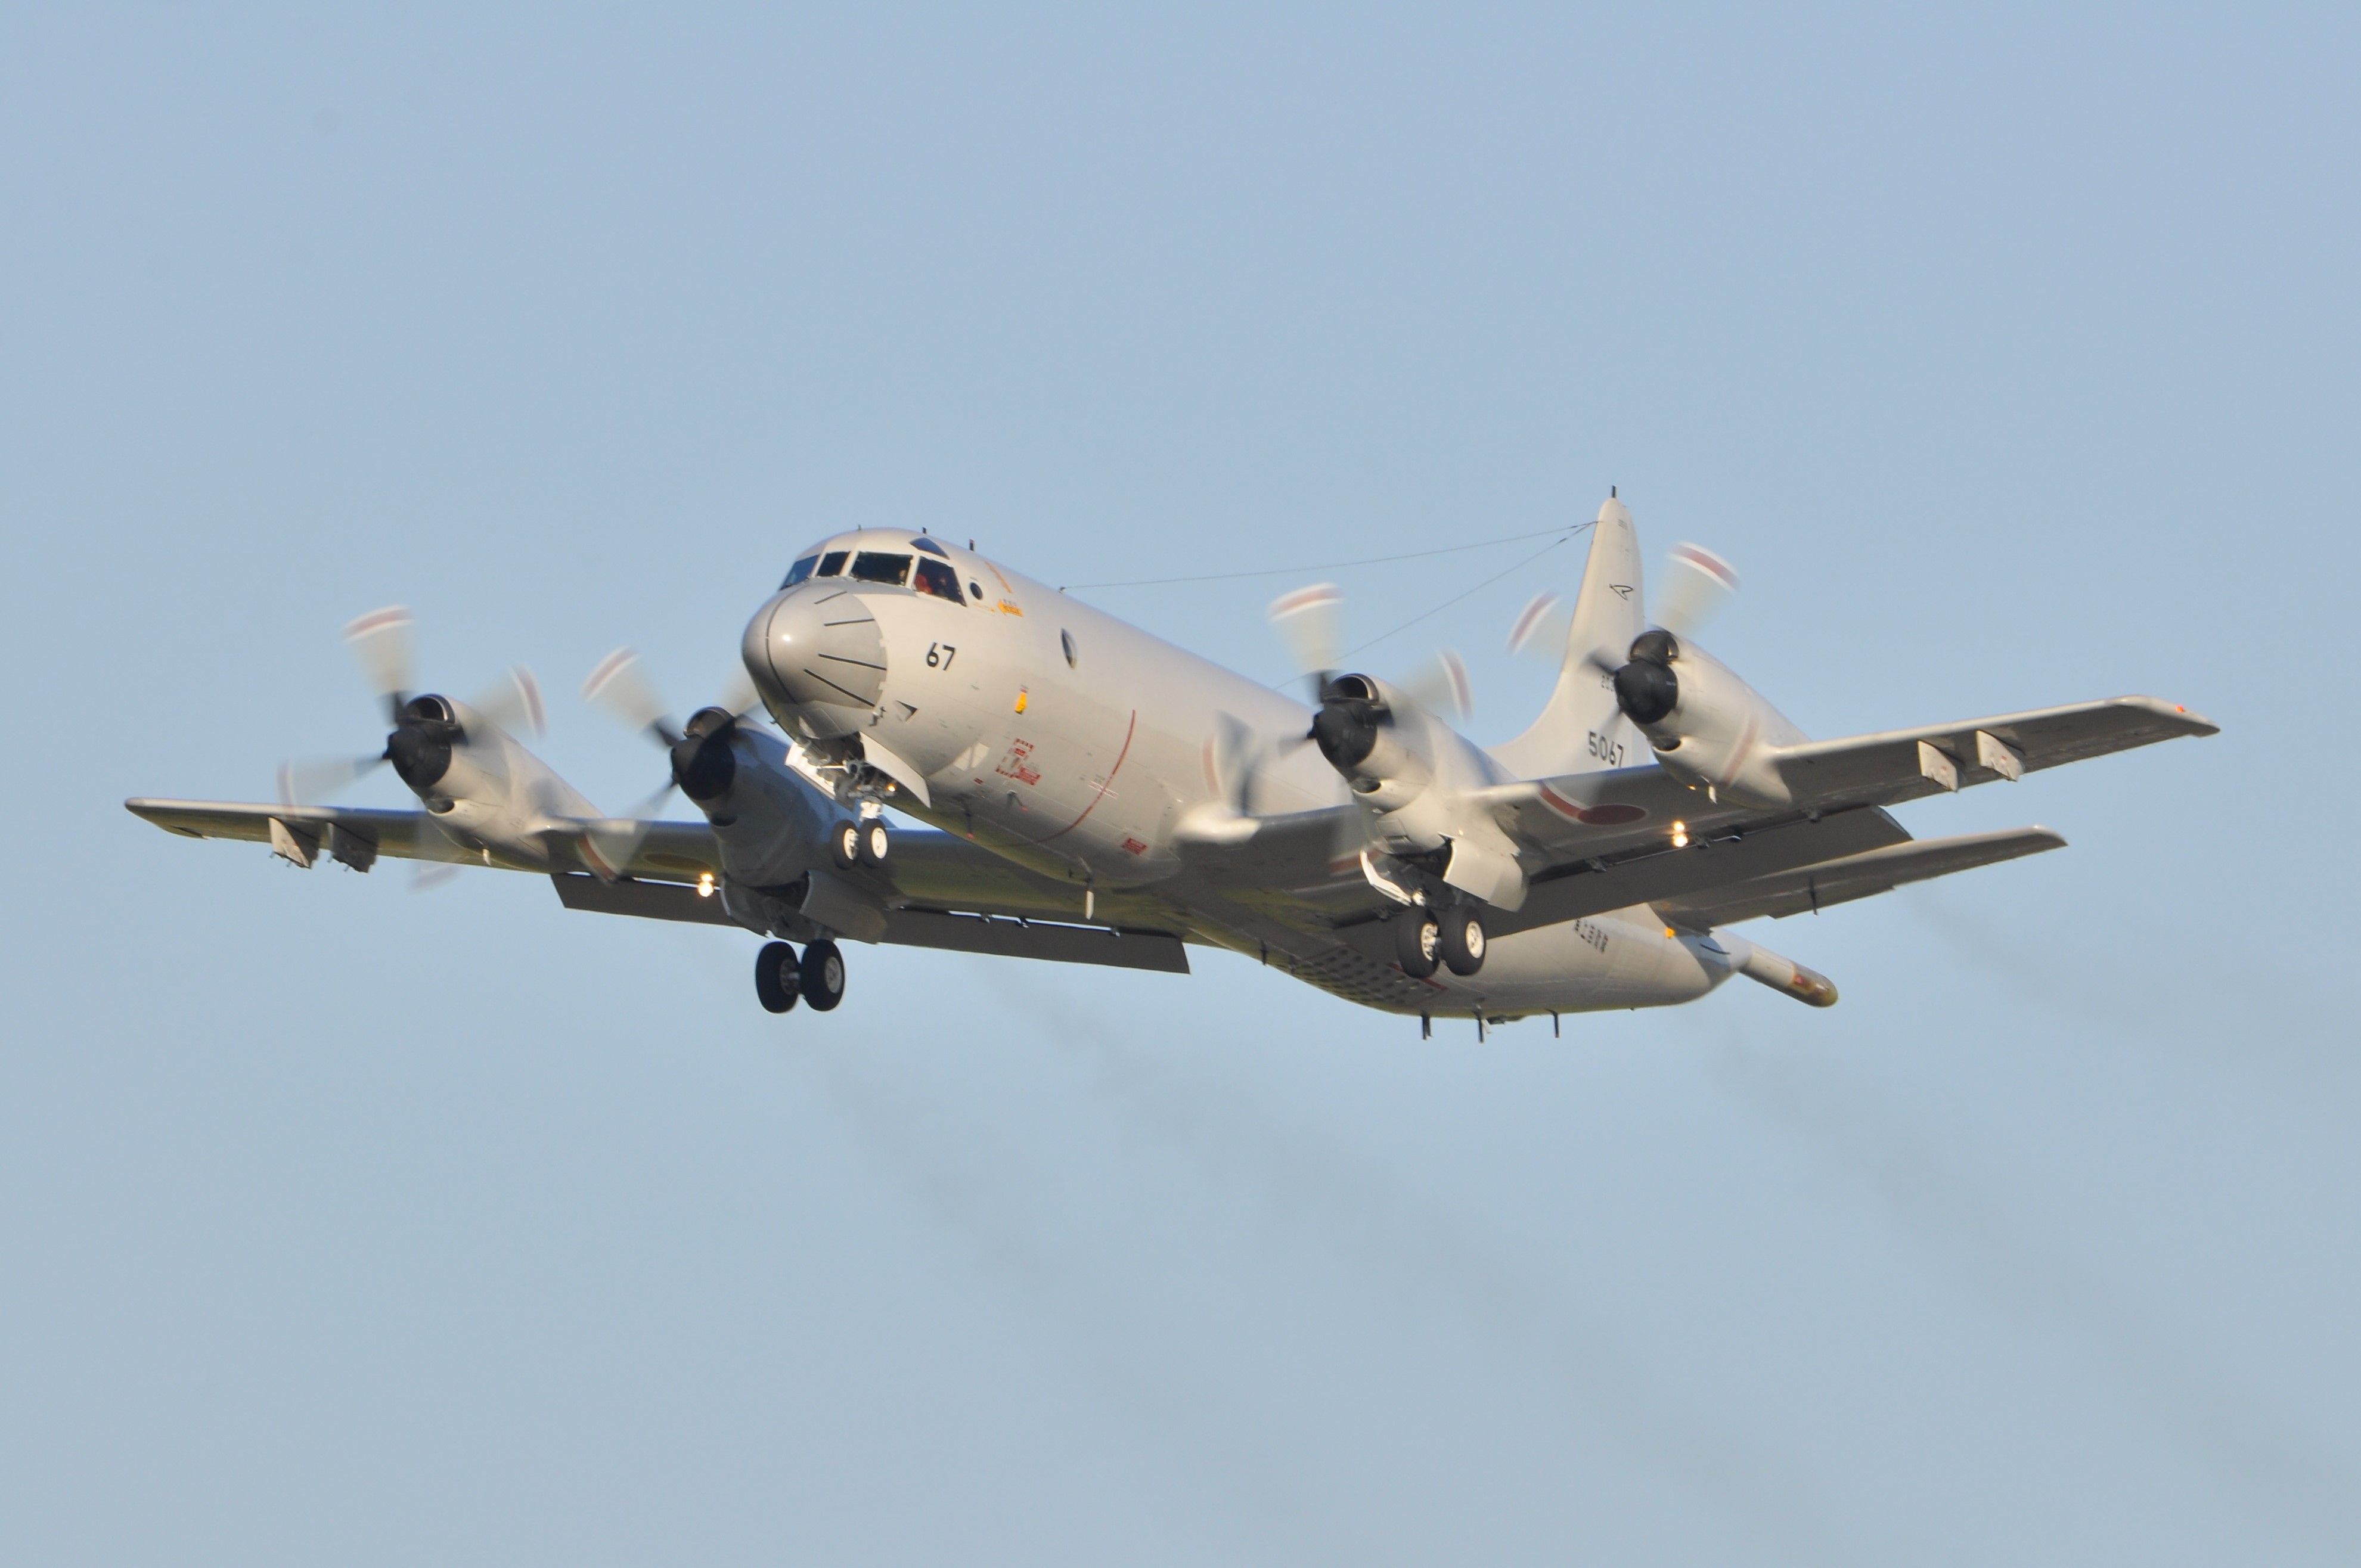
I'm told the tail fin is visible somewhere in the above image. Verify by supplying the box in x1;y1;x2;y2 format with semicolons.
1490;494;1646;778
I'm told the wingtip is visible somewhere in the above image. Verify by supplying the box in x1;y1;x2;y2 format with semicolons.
2126;694;2220;736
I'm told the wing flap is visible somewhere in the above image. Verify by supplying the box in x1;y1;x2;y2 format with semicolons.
548;874;1192;972
1657;827;2067;930
1491;805;1910;937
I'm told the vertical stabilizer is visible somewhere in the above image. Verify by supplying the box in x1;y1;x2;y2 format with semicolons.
1490;495;1646;779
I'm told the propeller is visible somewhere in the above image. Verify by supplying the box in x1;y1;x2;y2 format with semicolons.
1512;539;1741;666
1553;542;1743;736
1267;582;1345;701
276;607;543;806
1262;583;1473;867
1265;583;1472;723
1655;541;1740;642
581;647;763;874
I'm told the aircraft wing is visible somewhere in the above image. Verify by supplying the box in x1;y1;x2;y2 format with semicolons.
1486;695;2210;871
1655;826;2066;930
129;797;1193;971
125;797;716;881
1767;695;2217;810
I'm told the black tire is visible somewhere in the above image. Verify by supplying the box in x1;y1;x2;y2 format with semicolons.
1395;910;1441;979
754;941;801;1014
856;819;890;867
799;938;846;1011
828;821;861;869
1439;908;1487;977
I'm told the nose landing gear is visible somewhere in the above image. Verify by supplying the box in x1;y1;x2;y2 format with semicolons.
752;936;849;1014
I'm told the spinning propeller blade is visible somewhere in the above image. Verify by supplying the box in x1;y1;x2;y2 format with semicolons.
1553;540;1743;676
465;666;546;739
581;647;681;747
580;645;763;877
277;607;540;806
1655;541;1739;640
343;606;417;725
1267;582;1344;697
1394;648;1472;723
276;753;384;807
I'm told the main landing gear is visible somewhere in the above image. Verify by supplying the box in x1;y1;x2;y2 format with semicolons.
753;938;848;1014
1394;905;1487;979
828;818;891;870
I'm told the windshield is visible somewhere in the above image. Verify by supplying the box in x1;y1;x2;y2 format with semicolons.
848;551;912;586
781;554;820;589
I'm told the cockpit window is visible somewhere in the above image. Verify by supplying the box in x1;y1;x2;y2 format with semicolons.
910;536;949;557
781;554;820;589
817;549;849;577
848;551;912;586
913;558;965;603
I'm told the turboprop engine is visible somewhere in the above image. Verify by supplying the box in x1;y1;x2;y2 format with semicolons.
1304;668;1527;907
269;607;601;880
1311;675;1434;811
582;648;843;893
1608;629;1807;809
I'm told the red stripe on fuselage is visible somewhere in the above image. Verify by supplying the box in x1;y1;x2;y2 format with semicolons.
1028;709;1138;846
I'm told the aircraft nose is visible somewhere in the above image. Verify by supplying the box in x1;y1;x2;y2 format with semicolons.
742;583;888;738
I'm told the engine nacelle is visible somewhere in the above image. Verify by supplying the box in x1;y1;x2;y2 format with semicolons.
1308;673;1453;852
1611;633;1807;809
676;719;837;889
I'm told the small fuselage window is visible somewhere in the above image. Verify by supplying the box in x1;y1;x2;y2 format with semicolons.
849;551;913;586
910;536;950;557
781;554;820;589
913;558;965;603
817;549;850;577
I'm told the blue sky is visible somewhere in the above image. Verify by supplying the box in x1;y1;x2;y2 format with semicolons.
3;7;2356;1563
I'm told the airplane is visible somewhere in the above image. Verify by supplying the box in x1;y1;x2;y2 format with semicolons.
127;494;2216;1037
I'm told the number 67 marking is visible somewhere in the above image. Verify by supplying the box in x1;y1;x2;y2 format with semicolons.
926;642;958;670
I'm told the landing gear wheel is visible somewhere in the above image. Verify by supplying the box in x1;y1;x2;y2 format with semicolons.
754;941;801;1014
828;821;862;869
1395;909;1442;979
799;938;846;1011
1439;908;1487;977
856;819;890;867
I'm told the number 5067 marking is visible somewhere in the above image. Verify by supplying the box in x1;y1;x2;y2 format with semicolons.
926;642;958;670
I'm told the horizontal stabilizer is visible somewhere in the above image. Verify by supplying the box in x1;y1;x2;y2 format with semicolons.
1658;826;2066;930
